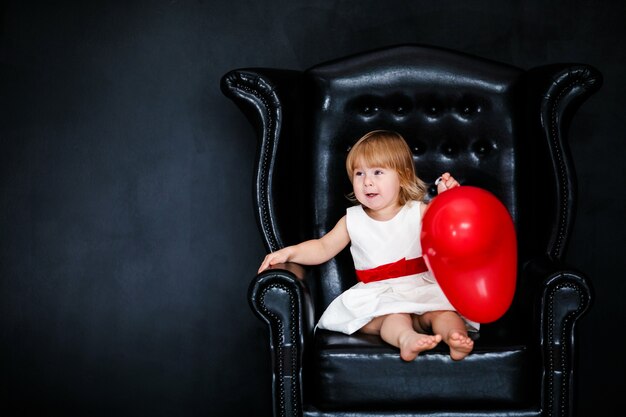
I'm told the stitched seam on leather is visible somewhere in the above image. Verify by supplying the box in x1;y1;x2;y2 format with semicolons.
548;79;583;259
233;74;280;252
547;282;583;417
260;283;299;417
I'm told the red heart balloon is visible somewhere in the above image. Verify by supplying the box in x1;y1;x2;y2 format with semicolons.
421;186;517;323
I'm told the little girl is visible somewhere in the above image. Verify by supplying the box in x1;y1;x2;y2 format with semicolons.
258;130;478;361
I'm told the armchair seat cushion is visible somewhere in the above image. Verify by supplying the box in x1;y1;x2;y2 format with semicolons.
309;330;538;411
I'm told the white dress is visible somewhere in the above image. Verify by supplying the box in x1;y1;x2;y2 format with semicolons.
316;201;479;335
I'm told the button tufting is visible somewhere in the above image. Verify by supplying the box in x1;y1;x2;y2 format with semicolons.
441;143;459;157
412;142;426;155
472;140;495;157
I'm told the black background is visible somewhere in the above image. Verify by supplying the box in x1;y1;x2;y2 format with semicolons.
1;1;624;416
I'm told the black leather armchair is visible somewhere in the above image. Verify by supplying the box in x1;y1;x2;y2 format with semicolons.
221;45;601;417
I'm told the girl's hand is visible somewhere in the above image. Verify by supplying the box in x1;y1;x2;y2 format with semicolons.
436;172;460;194
258;247;292;274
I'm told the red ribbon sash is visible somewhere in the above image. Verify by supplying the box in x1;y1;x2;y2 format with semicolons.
355;257;428;283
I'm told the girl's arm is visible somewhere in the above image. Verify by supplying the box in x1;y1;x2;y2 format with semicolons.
258;215;350;273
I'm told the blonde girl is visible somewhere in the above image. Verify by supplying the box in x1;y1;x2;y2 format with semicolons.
258;130;477;361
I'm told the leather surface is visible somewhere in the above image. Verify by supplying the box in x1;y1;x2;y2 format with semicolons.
309;330;537;411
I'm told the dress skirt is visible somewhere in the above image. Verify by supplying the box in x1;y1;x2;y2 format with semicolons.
316;273;479;335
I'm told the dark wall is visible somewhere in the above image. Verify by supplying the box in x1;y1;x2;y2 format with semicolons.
1;1;624;416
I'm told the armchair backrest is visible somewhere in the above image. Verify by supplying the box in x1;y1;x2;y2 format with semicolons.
304;46;523;310
222;44;602;337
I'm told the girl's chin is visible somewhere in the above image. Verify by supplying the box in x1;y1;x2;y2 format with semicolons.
357;197;377;207
361;200;385;210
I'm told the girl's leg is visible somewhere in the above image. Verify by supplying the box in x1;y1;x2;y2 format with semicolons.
361;313;441;361
417;310;473;360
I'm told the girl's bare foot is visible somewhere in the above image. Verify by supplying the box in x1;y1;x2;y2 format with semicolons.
398;331;442;361
446;331;474;361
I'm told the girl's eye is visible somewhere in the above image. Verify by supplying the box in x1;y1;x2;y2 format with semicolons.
354;171;363;176
374;170;383;175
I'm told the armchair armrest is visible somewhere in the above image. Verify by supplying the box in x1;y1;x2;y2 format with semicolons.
248;263;314;417
523;256;592;417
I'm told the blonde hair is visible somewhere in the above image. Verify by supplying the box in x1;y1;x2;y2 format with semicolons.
345;130;428;205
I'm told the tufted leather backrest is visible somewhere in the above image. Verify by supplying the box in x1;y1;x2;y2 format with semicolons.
301;46;524;308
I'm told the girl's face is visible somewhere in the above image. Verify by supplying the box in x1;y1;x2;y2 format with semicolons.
351;161;402;219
